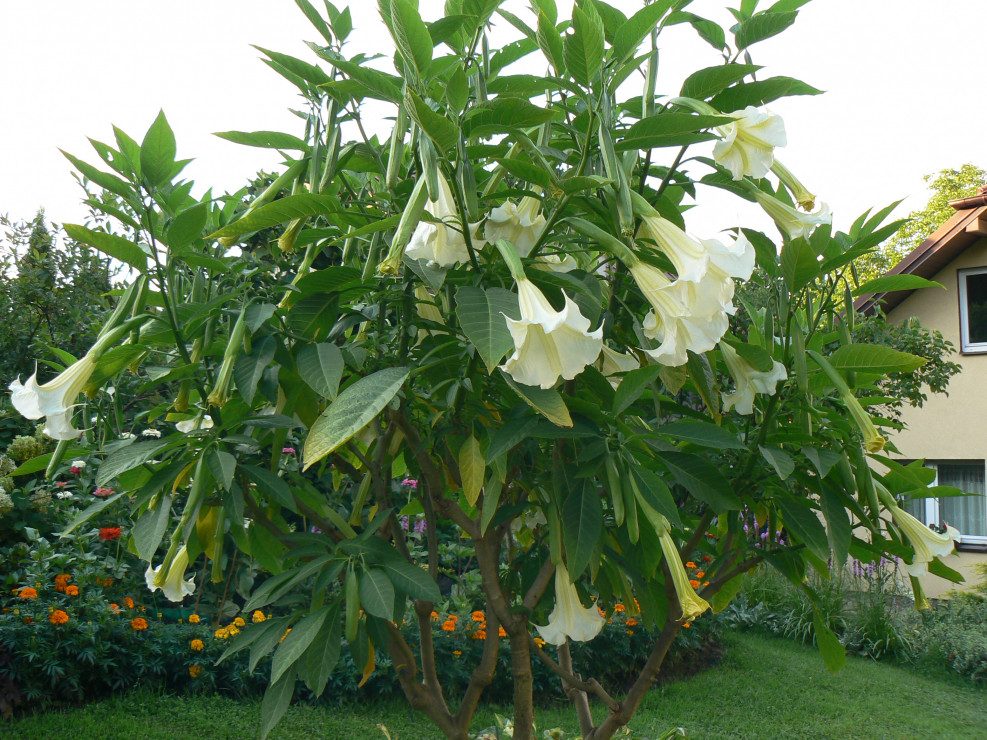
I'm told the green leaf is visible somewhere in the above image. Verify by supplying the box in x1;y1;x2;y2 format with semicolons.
502;374;573;428
820;485;851;568
271;606;330;684
712;574;744;613
295;0;334;43
564;3;605;85
710;76;822;112
254;46;332;87
463;99;560;138
493;158;554;191
10;447;89;477
629;466;681;529
302;604;342;696
259;669;296;740
60;150;137;205
241;465;296;511
166;203;208;250
928;557;965;584
659;452;741;512
207;449;237;491
611;0;676;64
359;568;396;620
303;368;410;470
562;484;603;580
615;113;731;152
813;612;846;673
455;286;518;373
612;365;662;414
459;435;485;506
297;343;344;400
405;89;460;153
287;294;339;341
536;11;565;75
735;11;799;49
295;265;364;296
234;336;277;405
759;446;795;480
97;441;170;486
213;130;308;150
390;0;433;80
318;56;403;103
60;490;127;536
209;194;338;240
680;64;760;100
780;238;819;292
853;274;944;296
827;344;926;374
133;495;172;561
660;420;746;450
63;224;148;271
140;110;176;187
777;498;829;561
803;447;841;478
247;522;287;574
668;11;726;51
381;561;441;601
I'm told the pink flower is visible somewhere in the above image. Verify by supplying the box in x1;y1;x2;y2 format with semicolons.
282;447;296;455
56;481;69;488
92;487;115;498
402;478;419;490
70;466;82;475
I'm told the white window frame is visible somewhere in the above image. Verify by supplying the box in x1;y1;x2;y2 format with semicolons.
917;461;987;548
957;267;987;353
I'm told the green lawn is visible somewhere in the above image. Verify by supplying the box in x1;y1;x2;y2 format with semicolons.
7;631;984;739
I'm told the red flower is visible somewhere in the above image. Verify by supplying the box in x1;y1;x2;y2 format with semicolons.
92;487;115;498
69;466;82;475
99;527;122;541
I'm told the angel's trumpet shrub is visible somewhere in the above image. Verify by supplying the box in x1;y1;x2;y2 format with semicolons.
484;197;546;258
885;500;960;577
720;342;788;415
535;563;606;645
405;171;473;267
713;106;787;180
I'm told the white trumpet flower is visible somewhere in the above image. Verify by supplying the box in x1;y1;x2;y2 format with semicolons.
501;278;603;389
406;172;474;267
885;501;960;577
484;197;546;258
599;345;640;388
658;521;710;622
636;215;708;283
145;545;196;602
642;303;729;367
536;563;606;645
535;253;579;273
719;342;787;415
713;106;787;180
9;354;97;440
754;190;831;240
176;415;214;433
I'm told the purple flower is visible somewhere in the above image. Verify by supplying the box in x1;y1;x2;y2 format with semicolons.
310;525;322;534
414;518;427;534
400;516;410;531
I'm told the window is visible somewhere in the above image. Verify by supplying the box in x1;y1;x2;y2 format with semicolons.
957;267;987;353
904;461;987;548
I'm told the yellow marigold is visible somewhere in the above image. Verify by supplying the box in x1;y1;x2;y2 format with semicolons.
66;585;80;596
441;620;456;632
472;629;486;640
130;617;148;631
190;639;204;652
453;650;463;657
124;597;135;609
188;614;201;624
49;609;69;626
233;617;246;627
18;587;38;600
189;665;203;678
534;637;546;648
214;628;229;640
252;610;266;623
471;611;485;622
279;628;292;643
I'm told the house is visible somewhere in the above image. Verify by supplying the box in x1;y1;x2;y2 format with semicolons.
857;186;987;597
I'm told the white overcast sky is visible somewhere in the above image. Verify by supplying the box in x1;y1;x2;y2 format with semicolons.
2;0;985;240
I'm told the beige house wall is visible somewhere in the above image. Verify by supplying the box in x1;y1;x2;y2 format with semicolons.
883;237;987;598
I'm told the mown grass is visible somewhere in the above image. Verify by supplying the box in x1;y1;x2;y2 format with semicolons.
7;630;984;739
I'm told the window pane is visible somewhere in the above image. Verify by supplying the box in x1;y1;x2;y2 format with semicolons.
965;272;987;345
938;463;987;537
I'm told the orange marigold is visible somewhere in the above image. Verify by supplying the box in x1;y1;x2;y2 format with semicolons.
188;614;201;624
441;620;456;632
49;609;69;625
685;561;697;569
453;650;463;657
471;611;485;622
683;622;692;628
430;611;439;621
472;629;486;640
66;585;80;596
189;665;203;678
124;597;135;609
534;637;546;648
689;579;700;589
130;617;148;631
498;626;507;638
626;618;639;627
109;603;120;613
695;571;705;579
626;629;635;636
614;603;625;613
190;639;204;652
18;587;38;600
702;555;712;563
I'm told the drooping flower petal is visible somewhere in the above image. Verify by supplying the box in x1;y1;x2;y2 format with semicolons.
842;390;886;453
484;197;547;258
642;306;729;368
405;172;473;267
176;415;214;433
657;522;710;622
720;342;788;415
535;253;579;273
771;160;816;211
636;215;708;283
599;345;640;388
754;191;831;240
536;563;606;646
145;545;196;602
885;502;960;577
8;354;97;440
713;107;787;180
502;279;603;389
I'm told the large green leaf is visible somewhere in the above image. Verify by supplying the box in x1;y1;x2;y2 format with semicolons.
166;203;208;250
213;130;309;150
209;194;339;240
563;2;604;85
271;606;330;684
297;343;344;400
680;63;760;100
302;604;342;696
259;669;296;740
405;90;460;152
463;99;560;138
10;447;89;477
317;56;403;103
780;238;819;292
827;344;926;374
611;0;677;64
133;494;172;561
241;465;296;511
630;466;681;528
60;490;127;536
390;0;433;81
359;568;396;620
820;484;851;568
562;483;602;580
234;336;277;405
207;449;237;491
536;11;565;75
615;113;731;152
734;11;799;49
777;497;829;561
140;109;176;187
612;366;663;415
303;367;410;470
97;440;170;486
710;76;822;112
813;612;846;673
853;274;944;296
660;419;746;450
759;446;795;480
459;435;485;506
659;452;741;512
502;374;573;428
63;224;148;271
455;286;518;373
381;561;441;601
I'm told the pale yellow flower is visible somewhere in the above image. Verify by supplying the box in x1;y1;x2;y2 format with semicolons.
720;342;788;415
713;106;787;180
535;563;606;645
